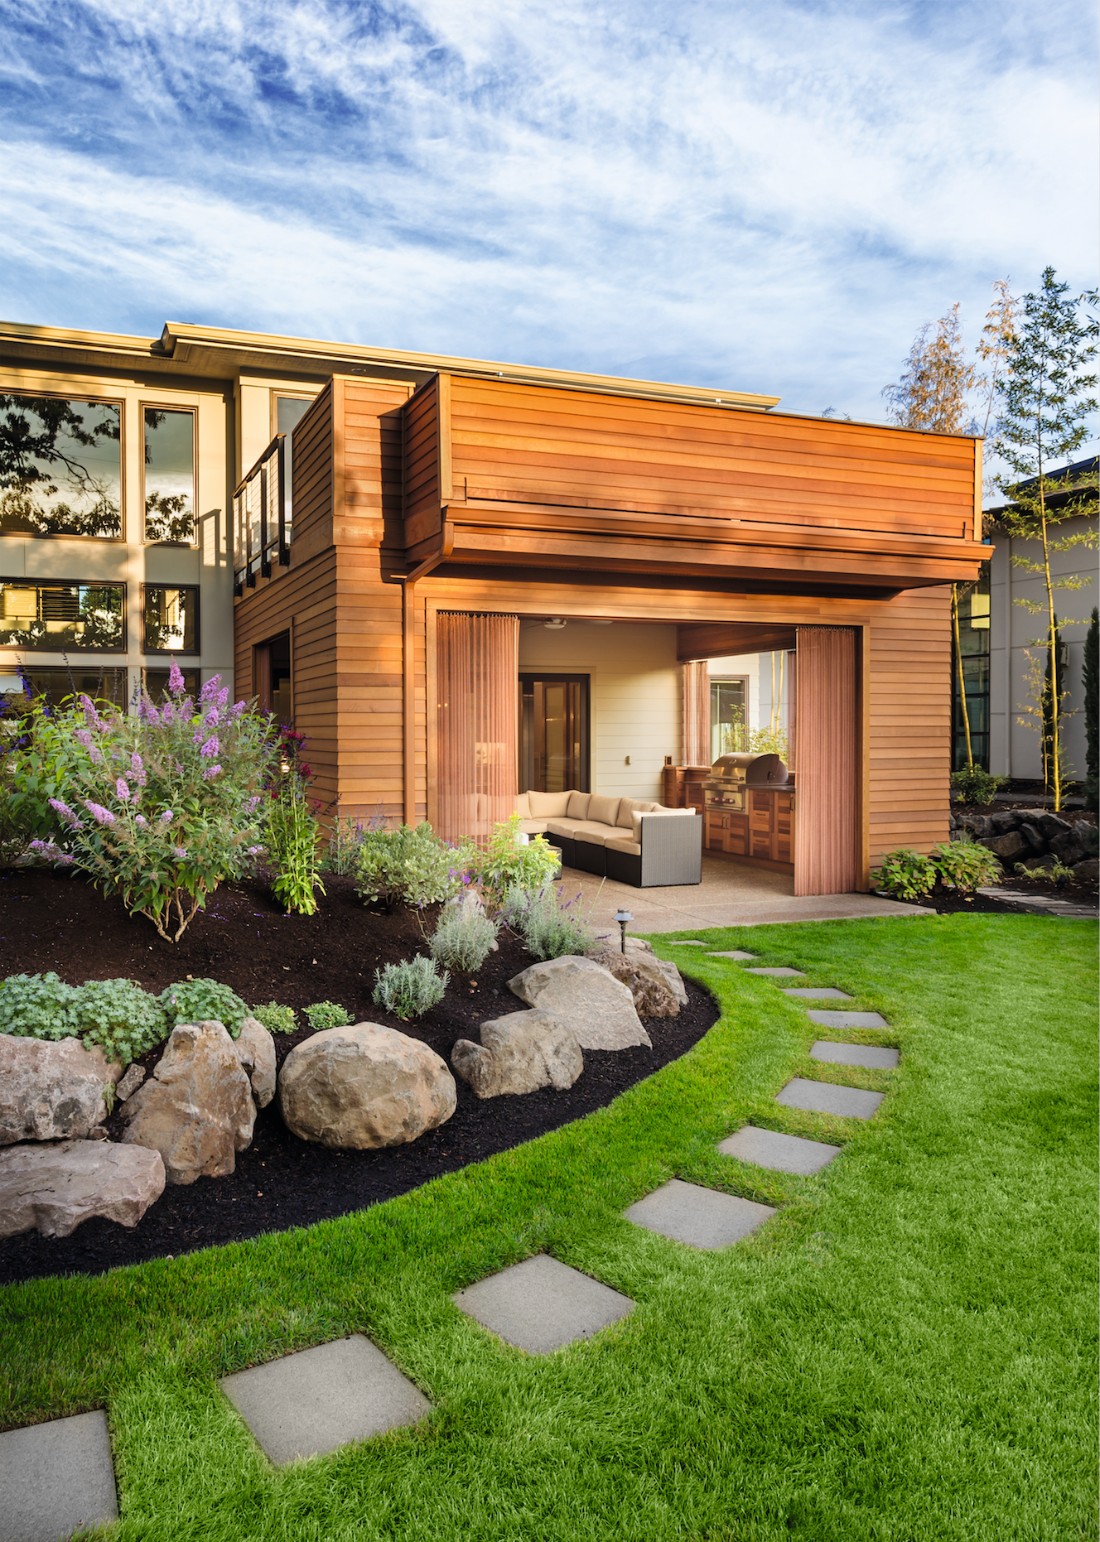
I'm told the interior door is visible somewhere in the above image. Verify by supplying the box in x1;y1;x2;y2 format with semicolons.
519;674;590;792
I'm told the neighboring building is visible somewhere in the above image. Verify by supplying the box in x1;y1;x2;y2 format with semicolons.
955;457;1098;781
0;319;987;895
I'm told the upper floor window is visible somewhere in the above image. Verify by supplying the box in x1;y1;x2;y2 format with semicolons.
143;584;199;653
0;393;122;538
144;407;196;543
0;579;125;649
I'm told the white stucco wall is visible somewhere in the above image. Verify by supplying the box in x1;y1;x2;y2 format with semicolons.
988;512;1097;779
517;619;680;800
706;650;792;755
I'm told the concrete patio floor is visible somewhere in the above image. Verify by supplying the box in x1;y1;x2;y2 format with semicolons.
566;855;930;936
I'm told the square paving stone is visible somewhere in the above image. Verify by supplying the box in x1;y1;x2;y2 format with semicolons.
776;1078;885;1120
669;939;709;946
781;987;853;1001
811;1041;899;1070
744;966;805;977
220;1334;430;1466
718;1124;842;1176
453;1254;634;1354
0;1409;117;1542
624;1178;775;1250
706;950;757;961
808;1009;889;1030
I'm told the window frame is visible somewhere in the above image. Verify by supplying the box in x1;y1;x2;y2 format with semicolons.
141;401;198;547
141;582;201;656
0;576;127;651
0;387;126;543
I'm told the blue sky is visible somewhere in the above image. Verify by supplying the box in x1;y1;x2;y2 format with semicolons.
0;0;1096;424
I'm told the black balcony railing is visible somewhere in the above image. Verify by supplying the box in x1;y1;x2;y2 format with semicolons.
233;435;288;592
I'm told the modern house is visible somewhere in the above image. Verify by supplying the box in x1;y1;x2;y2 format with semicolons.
0;320;987;895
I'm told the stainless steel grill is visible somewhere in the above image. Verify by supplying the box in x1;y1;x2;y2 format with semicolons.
703;752;788;812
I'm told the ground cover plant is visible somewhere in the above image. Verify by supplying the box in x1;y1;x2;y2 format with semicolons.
1;913;1095;1540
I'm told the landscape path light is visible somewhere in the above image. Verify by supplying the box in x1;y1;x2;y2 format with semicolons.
614;907;633;954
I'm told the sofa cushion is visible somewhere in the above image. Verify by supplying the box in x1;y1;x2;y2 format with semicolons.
631;808;696;841
546;818;586;839
616;798;637;829
566;790;591;820
517;818;548;836
605;835;641;856
527;790;571;818
568;822;619;847
587;793;621;828
514;792;531;819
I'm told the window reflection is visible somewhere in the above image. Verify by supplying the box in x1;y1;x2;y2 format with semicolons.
0;394;121;537
0;580;125;649
143;585;199;653
144;408;196;543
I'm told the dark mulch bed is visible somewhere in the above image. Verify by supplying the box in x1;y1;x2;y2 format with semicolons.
0;868;718;1286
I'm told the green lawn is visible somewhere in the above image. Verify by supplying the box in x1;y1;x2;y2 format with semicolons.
2;914;1096;1541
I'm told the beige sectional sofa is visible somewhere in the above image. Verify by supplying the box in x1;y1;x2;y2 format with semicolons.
514;790;702;887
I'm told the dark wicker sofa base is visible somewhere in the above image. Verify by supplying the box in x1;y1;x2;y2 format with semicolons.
547;814;702;888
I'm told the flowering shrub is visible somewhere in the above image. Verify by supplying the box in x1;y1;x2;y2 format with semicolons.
159;976;249;1035
4;684;96;846
355;822;462;909
32;666;277;941
372;956;449;1019
429;895;499;973
303;1000;353;1030
503;883;594;960
466;814;561;912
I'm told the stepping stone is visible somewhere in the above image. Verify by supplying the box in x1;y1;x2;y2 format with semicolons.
624;1178;775;1250
776;1078;884;1120
811;1041;899;1070
808;1010;889;1030
669;939;709;946
781;987;853;1001
453;1254;633;1354
0;1409;117;1542
220;1334;429;1466
719;1124;842;1175
745;967;805;978
706;950;757;961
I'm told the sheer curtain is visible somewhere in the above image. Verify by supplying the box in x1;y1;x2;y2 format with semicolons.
436;612;519;842
682;660;711;765
793;626;859;896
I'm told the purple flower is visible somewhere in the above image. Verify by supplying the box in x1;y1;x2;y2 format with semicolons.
202;763;222;780
173;846;188;861
246;844;265;856
75;728;93;750
243;796;260;813
204;707;220;728
82;800;115;827
168;662;185;696
130;751;146;785
78;694;104;730
160;701;177;725
29;840;74;866
199;675;220;704
115;777;130;802
199;735;219;758
228;701;246;719
134;814;147;828
48;797;82;832
216;687;229;709
159;809;174;825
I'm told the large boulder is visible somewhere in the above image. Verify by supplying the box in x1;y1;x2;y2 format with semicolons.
451;1009;583;1098
587;947;686;1018
0;1139;165;1239
1072;857;1099;886
278;1023;456;1150
508;956;652;1050
0;1035;122;1146
234;1016;277;1109
121;1021;256;1184
981;830;1028;862
1050;829;1087;865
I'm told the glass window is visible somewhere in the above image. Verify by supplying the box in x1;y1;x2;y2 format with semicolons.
143;667;199;701
952;571;991;770
710;678;747;759
0;394;121;537
0;580;125;650
275;395;313;536
143;585;199;653
144;408;195;543
12;665;128;707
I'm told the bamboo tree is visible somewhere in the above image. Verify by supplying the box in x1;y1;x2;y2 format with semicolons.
994;269;1098;810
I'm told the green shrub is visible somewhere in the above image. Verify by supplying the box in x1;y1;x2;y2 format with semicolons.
324;816;371;876
506;883;594;960
303;1000;353;1031
250;1001;298;1035
1025;856;1076;887
266;770;325;915
0;971;79;1041
467;814;560;911
355;822;461;909
950;766;1005;806
429;897;499;973
72;978;168;1067
871;848;937;901
372;956;449;1020
931;839;1002;895
159;977;248;1036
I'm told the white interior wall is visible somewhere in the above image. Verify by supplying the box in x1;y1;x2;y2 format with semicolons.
517;620;680;799
989;514;1097;779
706;651;791;753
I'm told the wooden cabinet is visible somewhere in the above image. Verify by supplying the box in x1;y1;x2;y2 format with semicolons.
706;789;794;870
663;764;711;811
